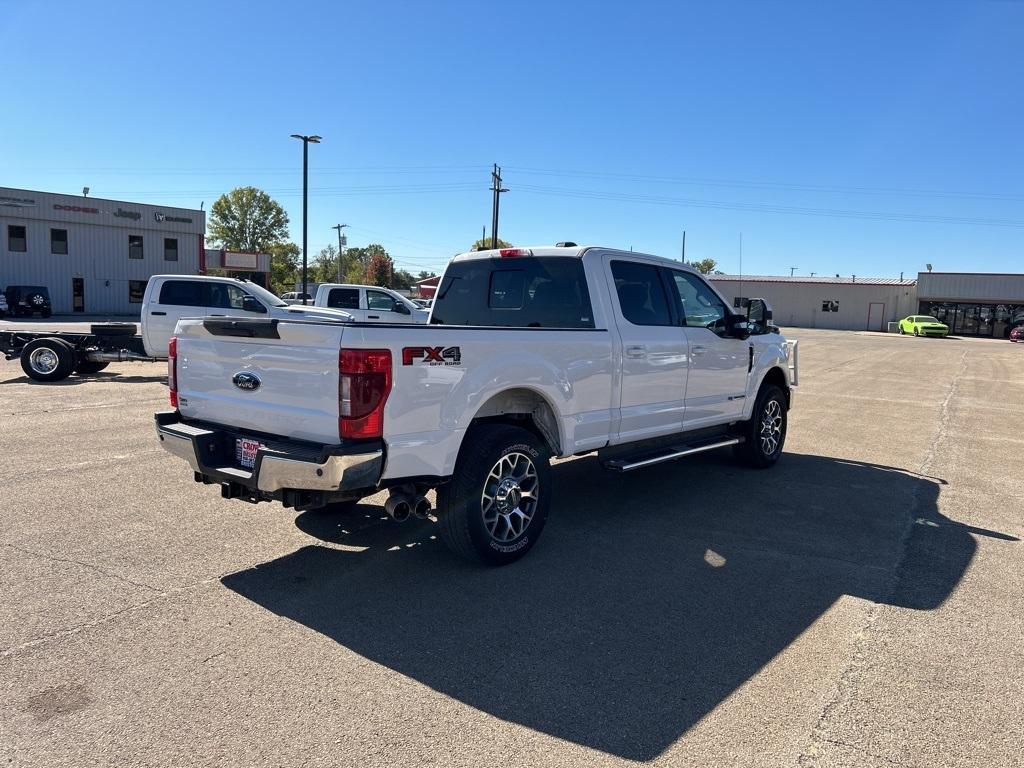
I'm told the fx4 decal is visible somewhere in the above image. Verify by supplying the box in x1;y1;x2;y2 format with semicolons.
402;346;462;366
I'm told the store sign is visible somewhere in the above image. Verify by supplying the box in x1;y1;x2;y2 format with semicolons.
113;207;142;221
0;195;35;208
54;203;99;214
223;251;259;270
154;212;193;224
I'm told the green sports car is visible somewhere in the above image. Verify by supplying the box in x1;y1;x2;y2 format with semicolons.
898;315;949;337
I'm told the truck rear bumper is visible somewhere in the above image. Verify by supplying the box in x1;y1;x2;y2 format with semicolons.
154;411;383;507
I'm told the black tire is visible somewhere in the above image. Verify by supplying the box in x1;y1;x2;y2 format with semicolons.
91;323;136;337
437;425;551;565
74;360;110;375
20;338;75;382
913;327;919;337
734;384;787;469
898;325;905;335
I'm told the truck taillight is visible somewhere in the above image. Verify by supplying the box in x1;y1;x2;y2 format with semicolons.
168;336;178;408
339;349;391;440
499;248;533;258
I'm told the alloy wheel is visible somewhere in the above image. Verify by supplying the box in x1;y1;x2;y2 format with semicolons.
760;398;783;456
480;452;539;543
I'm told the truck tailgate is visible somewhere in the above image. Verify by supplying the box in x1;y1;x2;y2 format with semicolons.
174;318;346;444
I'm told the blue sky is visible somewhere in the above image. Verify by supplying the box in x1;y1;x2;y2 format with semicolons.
2;0;1022;277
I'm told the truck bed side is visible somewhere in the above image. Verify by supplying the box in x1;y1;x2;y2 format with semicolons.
174;319;615;481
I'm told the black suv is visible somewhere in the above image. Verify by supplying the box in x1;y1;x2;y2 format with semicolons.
5;285;53;318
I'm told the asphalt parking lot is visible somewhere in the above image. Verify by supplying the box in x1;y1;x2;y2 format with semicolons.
1;326;1021;767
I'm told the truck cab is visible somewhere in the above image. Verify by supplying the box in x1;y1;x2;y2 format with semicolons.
141;275;352;358
313;283;429;324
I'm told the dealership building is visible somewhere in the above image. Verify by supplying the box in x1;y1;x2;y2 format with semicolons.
710;271;1024;337
1;186;269;314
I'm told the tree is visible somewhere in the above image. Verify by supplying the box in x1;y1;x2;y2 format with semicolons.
207;187;289;252
266;241;300;294
342;244;391;285
471;237;512;250
417;270;438;281
690;258;720;275
366;252;395;287
311;244;341;284
392;269;416;291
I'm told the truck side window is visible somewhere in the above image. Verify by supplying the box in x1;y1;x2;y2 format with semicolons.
328;288;360;309
610;261;672;326
367;290;398;311
670;271;729;337
158;280;204;306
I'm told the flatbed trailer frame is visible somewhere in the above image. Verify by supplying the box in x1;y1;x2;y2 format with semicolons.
0;323;161;383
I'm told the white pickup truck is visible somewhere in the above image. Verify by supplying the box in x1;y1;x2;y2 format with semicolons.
1;275;351;382
313;283;429;323
156;245;797;565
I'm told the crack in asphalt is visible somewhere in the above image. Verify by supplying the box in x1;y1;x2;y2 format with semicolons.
796;349;968;767
0;570;232;659
2;542;164;594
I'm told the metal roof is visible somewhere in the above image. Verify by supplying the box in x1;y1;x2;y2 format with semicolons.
709;274;917;286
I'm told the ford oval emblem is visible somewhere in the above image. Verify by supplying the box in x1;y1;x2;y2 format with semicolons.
232;371;261;391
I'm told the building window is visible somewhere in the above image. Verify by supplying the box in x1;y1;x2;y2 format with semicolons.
822;300;839;312
129;280;147;303
51;228;68;255
163;237;178;261
8;224;27;252
733;296;749;309
129;235;144;259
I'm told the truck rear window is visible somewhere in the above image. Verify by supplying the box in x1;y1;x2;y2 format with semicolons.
431;257;594;328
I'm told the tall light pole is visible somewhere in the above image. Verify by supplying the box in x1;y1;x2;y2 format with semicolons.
290;134;321;303
332;223;349;282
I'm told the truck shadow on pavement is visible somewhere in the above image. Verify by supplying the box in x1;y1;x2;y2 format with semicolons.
222;452;1016;761
0;372;167;386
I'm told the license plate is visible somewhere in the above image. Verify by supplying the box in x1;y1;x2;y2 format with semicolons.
235;438;262;470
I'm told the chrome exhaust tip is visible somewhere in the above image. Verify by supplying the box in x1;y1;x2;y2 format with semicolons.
384;494;412;522
412;495;432;519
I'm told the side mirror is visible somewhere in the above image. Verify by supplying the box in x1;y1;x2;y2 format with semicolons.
242;295;266;314
746;298;772;335
728;315;751;340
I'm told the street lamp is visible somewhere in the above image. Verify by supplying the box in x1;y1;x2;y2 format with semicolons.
332;224;349;282
290;133;322;304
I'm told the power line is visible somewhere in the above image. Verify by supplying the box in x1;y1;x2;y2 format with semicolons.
504;165;1024;203
512;183;1024;229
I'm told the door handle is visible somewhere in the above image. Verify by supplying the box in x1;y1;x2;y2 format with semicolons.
150;311;166;316
691;345;707;356
625;345;646;359
209;314;226;317
368;315;380;319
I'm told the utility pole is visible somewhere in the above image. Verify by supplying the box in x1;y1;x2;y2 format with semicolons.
332;223;348;282
482;225;486;249
490;164;508;248
681;230;686;262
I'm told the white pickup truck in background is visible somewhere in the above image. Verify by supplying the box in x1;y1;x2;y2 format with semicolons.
313;283;429;323
156;245;797;565
1;275;352;382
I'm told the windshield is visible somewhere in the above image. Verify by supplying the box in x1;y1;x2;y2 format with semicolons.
242;282;288;307
919;316;940;323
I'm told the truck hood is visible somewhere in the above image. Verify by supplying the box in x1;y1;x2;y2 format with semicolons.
278;305;354;322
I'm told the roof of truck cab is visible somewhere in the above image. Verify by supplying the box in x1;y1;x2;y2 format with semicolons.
450;246;697;271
